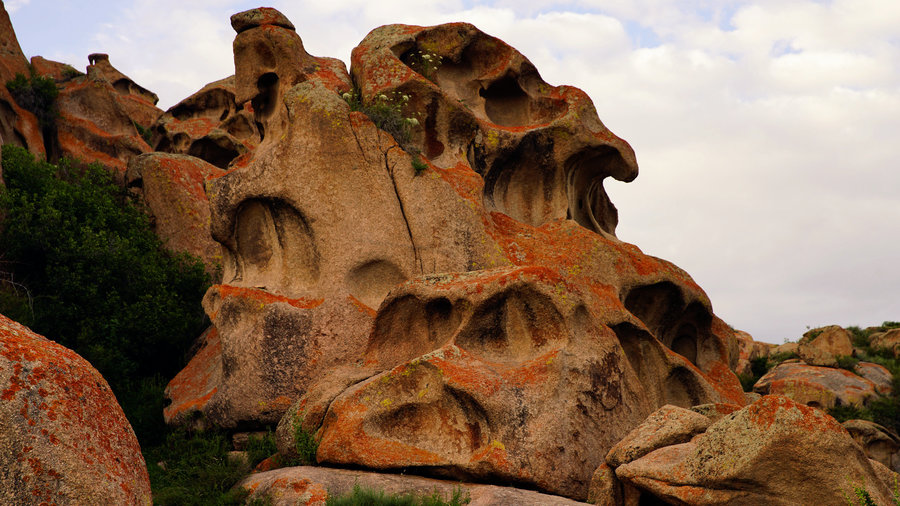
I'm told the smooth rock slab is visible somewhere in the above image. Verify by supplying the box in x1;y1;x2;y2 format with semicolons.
753;360;877;409
0;314;151;504
239;466;590;505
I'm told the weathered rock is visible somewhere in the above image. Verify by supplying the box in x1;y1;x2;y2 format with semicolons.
843;419;900;472
51;54;163;174
125;152;225;274
239;466;590;506
773;341;798;356
170;10;746;500
753;360;877;409
163;325;222;427
606;404;711;468
689;402;742;423
733;330;769;376
0;314;151;504
871;328;900;358
152;76;260;169
0;1;44;157
855;361;894;396
587;463;622;506
29;56;81;83
798;325;854;367
613;395;898;505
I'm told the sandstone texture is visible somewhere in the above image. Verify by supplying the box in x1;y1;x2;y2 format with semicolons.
125;152;225;274
152;76;260;169
604;395;899;505
843;419;900;472
871;328;900;358
753;360;877;409
157;8;747;501
798;325;854;367
0;1;43;158
0;314;151;504
239;466;590;505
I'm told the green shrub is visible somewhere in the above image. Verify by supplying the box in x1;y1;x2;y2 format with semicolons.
0;144;210;417
246;430;278;469
293;414;319;465
5;68;59;128
145;428;251;506
411;155;428;176
836;355;860;371
326;484;470;506
343;89;418;150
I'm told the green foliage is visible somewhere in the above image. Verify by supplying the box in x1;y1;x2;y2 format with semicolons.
145;428;251;506
411;155;428;176
836;355;860;371
0;144;210;400
404;50;443;81
5;68;59;128
293;414;319;465
847;326;871;348
246;430;278;469
342;89;419;150
133;121;154;145
326;484;470;506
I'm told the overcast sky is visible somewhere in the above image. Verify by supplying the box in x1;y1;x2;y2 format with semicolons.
6;0;899;343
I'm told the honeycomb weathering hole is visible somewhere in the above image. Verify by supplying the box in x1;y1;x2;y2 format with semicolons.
485;135;568;227
455;288;565;363
366;295;462;369
252;72;279;118
479;75;530;127
231;199;319;291
346;259;407;310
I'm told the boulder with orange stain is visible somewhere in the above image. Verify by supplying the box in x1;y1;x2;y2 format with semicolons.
0;1;43;159
125;152;225;275
606;395;899;505
0;313;151;504
753;360;878;409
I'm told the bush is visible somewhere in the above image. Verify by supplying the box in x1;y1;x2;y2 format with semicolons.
145;428;251;506
0;144;210;409
5;68;59;128
836;355;860;371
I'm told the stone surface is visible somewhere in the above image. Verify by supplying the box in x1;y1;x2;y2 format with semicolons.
613;395;898;505
855;361;894;396
125;152;225;274
798;325;854;367
586;463;622;506
239;466;590;506
689;402;742;423
871;328;900;358
753;360;878;409
163;325;222;426
152;76;260;169
163;10;745;501
843;419;900;473
0;313;152;504
733;329;769;376
0;1;44;157
29;56;80;82
606;404;712;468
773;341;798;356
52;54;163;174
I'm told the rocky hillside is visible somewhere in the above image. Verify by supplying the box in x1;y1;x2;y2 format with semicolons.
1;3;897;504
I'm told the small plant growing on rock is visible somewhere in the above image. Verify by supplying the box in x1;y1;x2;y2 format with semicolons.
405;49;443;81
411;154;428;176
5;67;59;128
293;414;319;465
342;88;419;150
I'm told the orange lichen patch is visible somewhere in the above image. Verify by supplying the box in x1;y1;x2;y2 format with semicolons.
745;395;846;434
428;161;484;204
318;394;444;468
160;116;219;138
253;456;280;473
151;155;221;202
211;284;324;310
309;57;352;93
426;347;503;397
0;314;151;502
163;327;221;422
469;439;511;471
56;129;127;172
347;294;376;318
702;361;747;406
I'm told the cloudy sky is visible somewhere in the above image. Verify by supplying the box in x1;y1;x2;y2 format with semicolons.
6;0;899;343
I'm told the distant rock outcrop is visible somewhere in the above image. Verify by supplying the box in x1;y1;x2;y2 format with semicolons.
753;360;878;409
596;396;900;505
0;314;151;504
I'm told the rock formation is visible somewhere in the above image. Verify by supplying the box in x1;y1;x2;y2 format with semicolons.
0;1;43;158
0;314;152;504
753;360;878;409
595;396;900;505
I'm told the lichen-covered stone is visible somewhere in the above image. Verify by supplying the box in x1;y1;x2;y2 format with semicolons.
753;360;877;409
0;314;151;504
